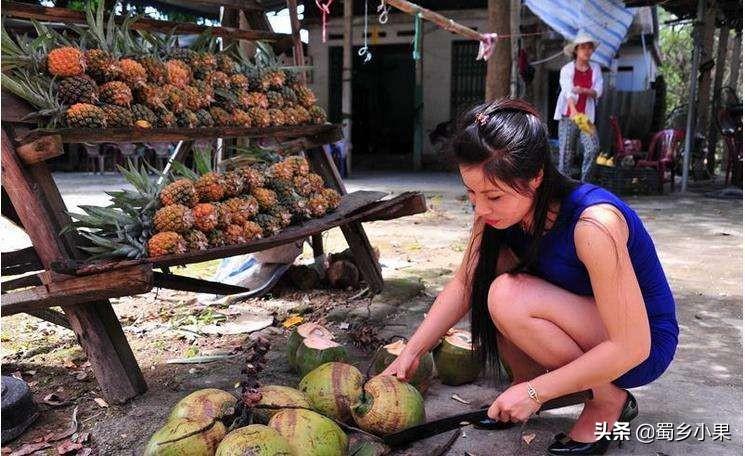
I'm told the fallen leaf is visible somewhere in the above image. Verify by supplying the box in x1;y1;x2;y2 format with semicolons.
9;442;51;456
522;432;536;445
75;372;87;381
282;314;304;328
93;397;109;408
451;394;471;405
43;393;66;406
56;440;82;455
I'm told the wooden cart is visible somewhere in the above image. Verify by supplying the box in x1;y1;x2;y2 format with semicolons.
1;1;427;403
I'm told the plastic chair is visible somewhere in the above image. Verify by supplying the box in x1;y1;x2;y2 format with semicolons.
609;115;642;159
116;142;143;168
151;142;174;171
636;129;685;194
82;143;107;174
718;106;743;187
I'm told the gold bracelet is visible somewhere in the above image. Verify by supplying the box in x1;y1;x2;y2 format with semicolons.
527;382;542;405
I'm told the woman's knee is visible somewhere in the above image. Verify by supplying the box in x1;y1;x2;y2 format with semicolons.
487;273;531;330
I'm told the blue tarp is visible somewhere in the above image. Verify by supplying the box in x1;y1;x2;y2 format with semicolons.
524;0;635;67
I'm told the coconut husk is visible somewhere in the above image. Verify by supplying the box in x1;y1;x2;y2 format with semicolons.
299;362;364;423
295;336;349;377
287;322;334;371
216;424;293;456
253;385;311;424
327;260;360;289
433;329;482;385
351;375;425;436
144;418;226;456
268;408;348;456
370;340;434;394
168;389;237;422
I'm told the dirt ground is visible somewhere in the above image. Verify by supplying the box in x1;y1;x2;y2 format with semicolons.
1;171;742;455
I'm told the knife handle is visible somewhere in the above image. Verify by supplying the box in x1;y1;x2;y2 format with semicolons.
472;389;593;429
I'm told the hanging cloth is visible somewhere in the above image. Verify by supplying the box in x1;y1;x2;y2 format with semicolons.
316;0;334;43
412;13;422;60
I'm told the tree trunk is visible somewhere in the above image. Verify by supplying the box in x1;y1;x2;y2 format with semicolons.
707;26;730;169
342;0;353;175
485;0;511;101
697;5;716;173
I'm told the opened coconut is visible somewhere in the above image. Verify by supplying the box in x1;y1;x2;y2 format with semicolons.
351;375;425;435
371;339;434;394
433;329;482;385
295;335;349;376
268;408;348;456
254;385;311;424
287;322;335;370
144;417;226;456
216;424;293;456
168;388;237;422
299;362;364;423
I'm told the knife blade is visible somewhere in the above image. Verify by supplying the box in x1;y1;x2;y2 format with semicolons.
382;389;593;447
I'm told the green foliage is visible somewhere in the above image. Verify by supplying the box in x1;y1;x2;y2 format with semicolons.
658;11;693;118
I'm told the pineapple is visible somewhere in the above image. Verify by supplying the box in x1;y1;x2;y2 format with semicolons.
294;105;311;124
230;74;249;90
239;167;265;191
309;106;327;124
195;172;226;202
307;173;326;192
286;156;310;176
132;104;158;126
223;171;245;197
155;108;177;127
206;71;230;90
232;109;252;127
210;106;233;126
215;202;232;228
268;205;292;228
283;106;300;126
251;188;278;211
242;221;263;241
148;232;187;257
177;110;199;128
182;86;202;111
321;188;342;210
307;194;328;218
208;229;227;247
66;103;107;128
223;197;255;225
267;179;294;197
243;195;260;216
136;56;168;85
160;179;198;207
184;229;209;251
135;120;152;129
267;108;286;127
281;86;298;105
266;91;284;108
216;53;241;75
57;75;98;105
261;68;286;90
225;224;246;244
245;92;269;109
294;85;317;108
195;109;215;127
85;49;121;82
192;80;215;107
292;175;314;197
47;47;86;77
162;84;186;113
166;59;191;88
133;84;166;111
268;161;294;182
192;203;218;231
170;48;198;65
119;58;147;87
100;104;134;127
254;213;281;237
279;191;311;221
247;107;271;128
153;204;195;233
193;52;217;78
246;67;264;92
99;81;132;107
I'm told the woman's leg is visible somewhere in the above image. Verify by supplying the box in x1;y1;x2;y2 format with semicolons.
558;118;580;178
579;130;600;182
488;273;630;442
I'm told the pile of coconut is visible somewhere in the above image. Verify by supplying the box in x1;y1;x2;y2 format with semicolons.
145;323;482;456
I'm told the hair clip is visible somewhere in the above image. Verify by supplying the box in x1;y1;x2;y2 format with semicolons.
475;112;488;125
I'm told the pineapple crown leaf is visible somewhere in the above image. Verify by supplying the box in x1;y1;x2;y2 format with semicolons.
169;159;199;181
192;147;215;175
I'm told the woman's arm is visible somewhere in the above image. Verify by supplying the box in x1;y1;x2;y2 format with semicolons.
586;63;603;99
530;204;651;400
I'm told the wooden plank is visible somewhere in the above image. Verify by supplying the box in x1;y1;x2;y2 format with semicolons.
153;272;250;294
286;0;306;84
1;90;36;124
2;2;288;42
27;308;71;329
1;273;42;292
19;124;342;145
169;0;263;11
385;0;483;41
356;192;427;222
16;135;63;164
1;265;153;316
2;247;43;275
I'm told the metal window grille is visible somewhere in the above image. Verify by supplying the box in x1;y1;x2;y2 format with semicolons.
450;40;486;119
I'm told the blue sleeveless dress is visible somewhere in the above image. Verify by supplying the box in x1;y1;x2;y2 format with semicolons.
501;183;678;388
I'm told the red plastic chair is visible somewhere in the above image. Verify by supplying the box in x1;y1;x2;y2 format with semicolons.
609;115;643;158
718;107;743;186
636;129;685;193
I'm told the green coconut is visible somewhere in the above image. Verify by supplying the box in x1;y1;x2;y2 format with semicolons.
287;322;335;370
299;362;364;423
370;339;434;394
254;385;311;424
351;375;425;436
215;424;294;456
144;418;226;456
348;434;391;456
295;335;349;377
168;388;237;422
433;329;482;385
268;408;348;456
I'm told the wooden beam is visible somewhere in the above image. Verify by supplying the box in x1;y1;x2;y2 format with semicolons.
2;2;289;42
708;26;730;165
1;246;43;275
153;272;250;294
698;5;717;173
16;135;63;164
384;0;482;41
342;0;353;176
1;265;152;316
727;31;741;93
27;308;71;329
170;0;263;11
485;0;511;100
19;123;342;145
286;0;306;84
1;273;42;292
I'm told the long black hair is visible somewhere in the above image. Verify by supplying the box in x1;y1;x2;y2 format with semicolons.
450;98;578;371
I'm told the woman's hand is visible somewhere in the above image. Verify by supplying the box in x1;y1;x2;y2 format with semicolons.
380;350;421;382
487;382;542;423
572;86;584;94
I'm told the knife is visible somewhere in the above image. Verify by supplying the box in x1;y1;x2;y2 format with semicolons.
382;389;593;447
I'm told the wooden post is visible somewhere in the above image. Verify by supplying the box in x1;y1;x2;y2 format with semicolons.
485;0;511;101
727;30;742;94
413;18;423;171
384;0;482;40
509;0;520;98
682;0;706;193
286;0;307;84
342;0;353;176
1;128;147;403
698;5;716;173
707;25;730;166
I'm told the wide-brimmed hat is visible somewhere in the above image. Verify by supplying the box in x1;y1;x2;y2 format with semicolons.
563;32;599;57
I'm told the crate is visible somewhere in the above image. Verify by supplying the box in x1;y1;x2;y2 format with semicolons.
588;164;660;195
